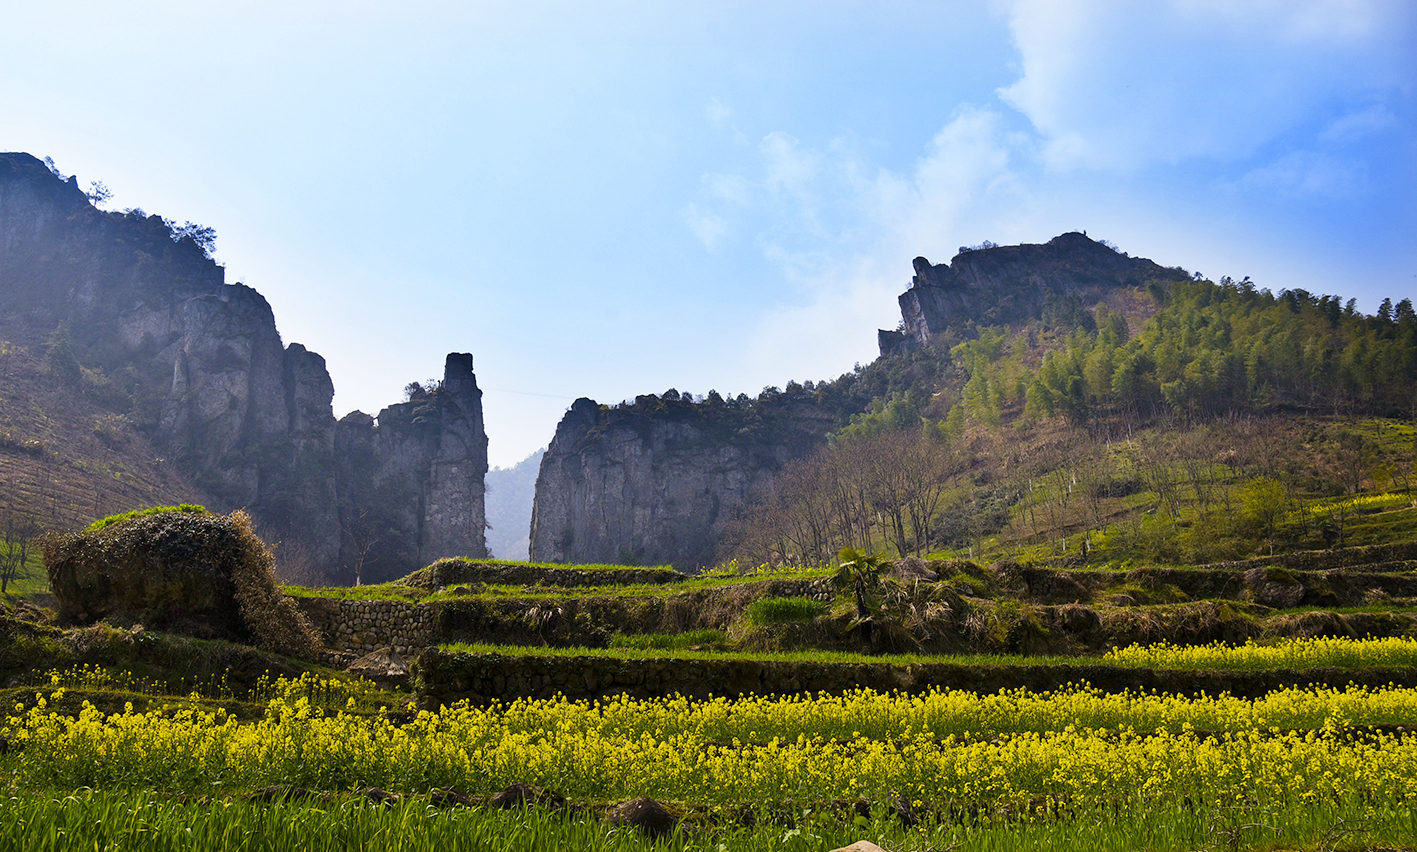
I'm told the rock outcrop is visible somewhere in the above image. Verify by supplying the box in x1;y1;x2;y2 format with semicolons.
0;152;486;582
878;232;1189;356
530;393;835;570
335;354;488;581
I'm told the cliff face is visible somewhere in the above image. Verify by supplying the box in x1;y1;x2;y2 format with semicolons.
879;232;1188;356
336;354;488;582
0;152;486;581
530;394;835;570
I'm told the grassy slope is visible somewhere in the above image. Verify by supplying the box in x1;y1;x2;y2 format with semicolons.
0;339;206;553
937;415;1417;568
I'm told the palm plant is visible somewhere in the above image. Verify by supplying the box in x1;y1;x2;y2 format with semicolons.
833;546;886;645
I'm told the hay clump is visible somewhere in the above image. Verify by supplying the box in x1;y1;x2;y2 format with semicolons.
44;508;321;658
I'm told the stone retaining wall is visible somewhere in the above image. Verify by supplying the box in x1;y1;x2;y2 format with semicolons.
292;597;436;655
291;577;831;655
414;648;1417;708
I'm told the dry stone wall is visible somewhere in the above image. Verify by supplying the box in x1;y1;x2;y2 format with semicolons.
293;597;435;656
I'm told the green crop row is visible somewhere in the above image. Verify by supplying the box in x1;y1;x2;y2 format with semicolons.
0;788;1412;852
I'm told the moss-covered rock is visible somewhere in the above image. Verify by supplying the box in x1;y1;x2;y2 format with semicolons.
43;508;321;657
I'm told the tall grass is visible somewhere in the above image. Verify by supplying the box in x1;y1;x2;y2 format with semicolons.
0;789;1412;852
739;597;827;626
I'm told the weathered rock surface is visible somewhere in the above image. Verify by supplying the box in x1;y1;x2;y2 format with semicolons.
830;842;887;852
605;797;677;838
335;353;489;581
344;646;409;687
878;232;1189;356
530;393;835;569
0;152;487;582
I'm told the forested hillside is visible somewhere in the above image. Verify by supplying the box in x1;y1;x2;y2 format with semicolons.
723;274;1417;569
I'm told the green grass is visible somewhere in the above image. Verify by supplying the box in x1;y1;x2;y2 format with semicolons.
282;582;424;602
0;539;47;595
471;558;681;573
439;641;1075;667
0;785;1411;852
287;566;834;603
84;503;208;532
440;634;1417;671
609;630;728;650
739;596;827;626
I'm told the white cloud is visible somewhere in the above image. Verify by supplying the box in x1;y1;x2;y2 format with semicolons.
868;106;1026;260
706;97;733;126
760;132;819;198
739;107;1025;384
997;0;1416;171
683;202;729;251
703;172;751;205
1240;150;1368;198
1319;106;1398;145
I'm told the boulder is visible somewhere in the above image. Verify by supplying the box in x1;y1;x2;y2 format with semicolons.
1058;603;1102;633
489;783;565;810
428;787;474;808
889;557;937;583
830;843;888;852
1245;567;1306;609
359;787;398;806
606;797;677;838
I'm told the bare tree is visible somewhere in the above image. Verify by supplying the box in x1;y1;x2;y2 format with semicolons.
0;505;40;594
343;506;382;586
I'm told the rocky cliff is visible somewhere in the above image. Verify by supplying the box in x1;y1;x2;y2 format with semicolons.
530;392;836;570
335;354;488;581
878;232;1188;356
0;152;486;581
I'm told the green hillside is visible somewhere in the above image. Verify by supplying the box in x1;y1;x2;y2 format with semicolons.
723;276;1417;568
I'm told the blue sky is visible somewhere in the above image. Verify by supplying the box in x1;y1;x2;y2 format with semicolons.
3;0;1413;467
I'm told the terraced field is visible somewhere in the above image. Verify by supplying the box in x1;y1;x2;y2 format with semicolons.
9;525;1417;849
4;637;1417;850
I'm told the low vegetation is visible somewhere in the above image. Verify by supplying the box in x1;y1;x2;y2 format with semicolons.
84;503;208;532
6;671;1417;849
442;635;1417;672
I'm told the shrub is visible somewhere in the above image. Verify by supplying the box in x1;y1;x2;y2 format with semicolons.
228;510;324;659
45;508;321;659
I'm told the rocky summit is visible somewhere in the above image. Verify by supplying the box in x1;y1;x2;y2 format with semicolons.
877;232;1189;356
